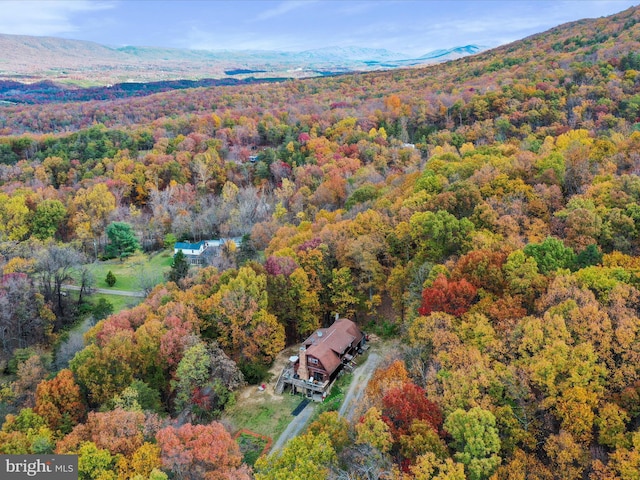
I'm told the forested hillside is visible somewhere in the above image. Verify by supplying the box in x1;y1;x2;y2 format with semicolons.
2;5;640;480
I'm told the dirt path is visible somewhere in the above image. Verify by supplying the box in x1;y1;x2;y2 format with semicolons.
235;346;298;407
338;351;382;422
62;284;145;297
54;316;94;370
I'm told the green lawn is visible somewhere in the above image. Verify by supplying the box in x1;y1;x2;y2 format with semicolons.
236;432;269;467
86;250;173;291
65;250;174;317
148;250;175;269
223;394;301;440
91;293;142;314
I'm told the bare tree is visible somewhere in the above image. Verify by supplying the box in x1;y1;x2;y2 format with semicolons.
130;255;162;296
34;244;84;321
0;273;44;355
12;354;47;407
330;444;395;480
76;265;95;307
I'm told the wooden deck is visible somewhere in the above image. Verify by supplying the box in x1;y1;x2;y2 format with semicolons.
275;367;329;395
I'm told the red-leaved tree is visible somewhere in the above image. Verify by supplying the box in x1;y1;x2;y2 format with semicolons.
381;382;443;438
418;274;477;317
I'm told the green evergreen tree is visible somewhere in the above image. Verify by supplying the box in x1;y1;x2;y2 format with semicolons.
168;250;189;283
106;222;140;260
575;244;603;269
105;270;116;287
236;234;256;266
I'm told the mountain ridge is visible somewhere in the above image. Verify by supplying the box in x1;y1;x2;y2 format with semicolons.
0;32;484;85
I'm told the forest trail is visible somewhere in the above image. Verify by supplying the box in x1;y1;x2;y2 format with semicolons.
54;316;94;369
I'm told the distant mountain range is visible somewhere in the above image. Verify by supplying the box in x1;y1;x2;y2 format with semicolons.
0;33;485;85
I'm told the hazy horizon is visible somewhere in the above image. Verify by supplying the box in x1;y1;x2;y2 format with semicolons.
1;1;638;57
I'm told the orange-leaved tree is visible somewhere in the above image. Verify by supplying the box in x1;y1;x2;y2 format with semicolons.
156;422;250;480
34;369;86;434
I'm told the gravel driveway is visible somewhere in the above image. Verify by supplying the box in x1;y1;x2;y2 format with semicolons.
338;351;381;422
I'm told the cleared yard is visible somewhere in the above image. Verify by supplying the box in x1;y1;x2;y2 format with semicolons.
221;346;308;441
91;292;142;313
223;342;379;455
86;250;172;291
223;391;301;440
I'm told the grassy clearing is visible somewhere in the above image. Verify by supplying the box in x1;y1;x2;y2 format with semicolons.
223;394;301;440
148;250;174;269
64;290;139;318
86;250;172;291
91;293;141;314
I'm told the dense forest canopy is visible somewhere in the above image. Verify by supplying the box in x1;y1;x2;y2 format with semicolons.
2;5;640;480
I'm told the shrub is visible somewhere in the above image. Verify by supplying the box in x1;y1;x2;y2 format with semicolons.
239;362;271;385
105;271;116;287
93;298;114;321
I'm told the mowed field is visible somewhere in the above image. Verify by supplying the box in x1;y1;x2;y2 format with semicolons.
87;250;173;291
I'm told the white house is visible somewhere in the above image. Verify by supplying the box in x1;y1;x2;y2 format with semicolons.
173;238;243;264
174;241;206;256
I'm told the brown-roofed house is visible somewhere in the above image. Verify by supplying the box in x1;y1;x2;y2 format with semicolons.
300;318;364;382
275;318;365;399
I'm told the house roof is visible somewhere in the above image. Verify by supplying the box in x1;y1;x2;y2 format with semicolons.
204;238;242;248
304;318;363;376
174;241;205;250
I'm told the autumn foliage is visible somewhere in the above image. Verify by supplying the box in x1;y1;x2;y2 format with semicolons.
418;274;477;317
34;369;86;433
156;422;250;480
381;382;443;438
5;5;640;478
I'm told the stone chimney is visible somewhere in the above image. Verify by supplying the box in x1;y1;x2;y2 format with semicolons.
298;346;309;381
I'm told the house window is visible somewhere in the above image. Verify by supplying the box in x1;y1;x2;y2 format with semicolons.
309;357;318;365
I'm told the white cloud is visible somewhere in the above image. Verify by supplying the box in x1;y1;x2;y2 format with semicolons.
254;0;318;21
0;1;115;36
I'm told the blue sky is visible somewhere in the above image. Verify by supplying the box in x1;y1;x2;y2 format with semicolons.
1;1;638;56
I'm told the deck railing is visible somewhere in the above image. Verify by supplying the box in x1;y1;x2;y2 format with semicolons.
280;368;329;393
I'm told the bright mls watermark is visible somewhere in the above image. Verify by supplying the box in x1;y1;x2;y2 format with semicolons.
1;455;78;479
